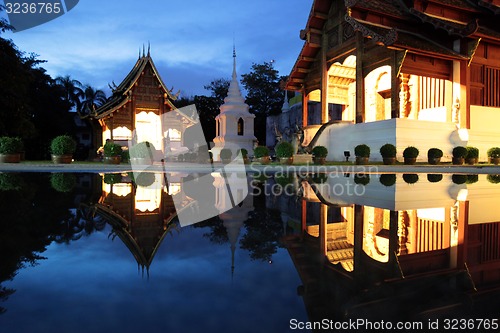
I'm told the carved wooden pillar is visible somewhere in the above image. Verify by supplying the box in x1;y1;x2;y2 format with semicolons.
302;88;309;127
391;51;401;119
321;33;329;124
355;32;365;123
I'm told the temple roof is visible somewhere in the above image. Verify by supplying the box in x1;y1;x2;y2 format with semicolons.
286;0;500;91
93;51;177;119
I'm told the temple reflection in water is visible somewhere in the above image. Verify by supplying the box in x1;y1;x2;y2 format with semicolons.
278;172;500;321
89;171;500;320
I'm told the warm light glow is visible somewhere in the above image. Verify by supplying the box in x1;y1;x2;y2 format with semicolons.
103;183;132;197
417;208;445;222
457;188;468;201
163;182;181;196
164;128;182;142
135;111;163;150
112;126;132;140
458;128;469;141
135;173;162;212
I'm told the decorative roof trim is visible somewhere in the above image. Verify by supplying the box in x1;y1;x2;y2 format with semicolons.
345;15;398;46
408;8;479;37
468;38;482;66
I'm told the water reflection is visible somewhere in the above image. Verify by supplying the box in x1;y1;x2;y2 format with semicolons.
284;172;500;321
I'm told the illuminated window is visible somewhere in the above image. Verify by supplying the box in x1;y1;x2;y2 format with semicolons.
164;128;182;142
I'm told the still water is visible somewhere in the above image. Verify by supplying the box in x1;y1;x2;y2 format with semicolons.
0;171;499;332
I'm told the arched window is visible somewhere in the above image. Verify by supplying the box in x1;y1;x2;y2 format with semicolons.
237;118;244;136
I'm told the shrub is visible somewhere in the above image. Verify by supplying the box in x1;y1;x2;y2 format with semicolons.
403;173;419;184
103;173;123;184
134;172;156;187
487;174;500;184
427;148;443;159
275;141;294;158
50;135;76;155
452;174;467;184
465;146;479;159
379;174;396;187
452;146;467;158
50;173;76;193
0;173;22;191
465;174;478;184
103;142;123;157
121;150;130;163
379;144;396;158
130;141;155;159
311;173;328;184
254;146;269;158
312;146;328;158
354;144;370;158
220;148;232;160
354;173;370;185
427;174;443;183
487;147;500;158
0;137;21;154
403;146;419;158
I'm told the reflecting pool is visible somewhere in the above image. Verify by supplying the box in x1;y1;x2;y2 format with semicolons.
0;171;499;332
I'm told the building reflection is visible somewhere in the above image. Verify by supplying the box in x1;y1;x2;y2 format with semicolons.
282;173;500;321
95;171;250;274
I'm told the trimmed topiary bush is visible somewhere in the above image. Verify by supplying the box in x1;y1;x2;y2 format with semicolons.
427;174;443;183
465;146;479;159
312;146;328;158
403;173;419;184
253;146;269;158
379;174;396;187
354;144;370;158
0;137;22;154
427;148;443;159
452;146;467;158
103;142;123;157
380;143;397;158
487;174;500;184
403;146;419;158
275;141;294;158
50;135;76;155
354;173;370;185
220;148;233;161
50;173;76;193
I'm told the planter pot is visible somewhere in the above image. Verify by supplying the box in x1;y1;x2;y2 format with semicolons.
452;157;464;165
279;157;293;165
404;157;417;165
489;157;500;165
243;157;250;164
0;153;21;163
255;156;270;165
103;156;122;164
355;157;369;165
465;157;478;165
428;157;441;165
131;157;152;165
313;157;326;165
382;157;396;165
51;154;73;164
20;151;25;161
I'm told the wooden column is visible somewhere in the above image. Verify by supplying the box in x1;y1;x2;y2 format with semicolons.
391;51;401;119
321;33;329;124
319;204;328;257
353;204;364;275
302;88;309;127
355;32;365;123
457;201;469;268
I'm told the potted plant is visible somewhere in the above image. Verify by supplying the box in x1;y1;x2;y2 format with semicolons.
275;141;294;165
312;146;328;165
354;144;370;165
487;147;500;165
403;173;419;184
403;146;419;165
427;148;443;165
465;146;479;165
0;136;23;163
50;135;76;164
0;173;22;191
220;148;233;163
253;146;270;164
379;174;396;187
427;174;443;183
487;174;500;184
452;146;467;165
50;173;76;193
379;143;397;165
452;174;467;184
310;173;328;184
103;142;123;164
466;174;478;184
103;173;123;184
354;173;370;185
130;141;155;165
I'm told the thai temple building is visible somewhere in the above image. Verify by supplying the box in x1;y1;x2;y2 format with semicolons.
211;48;257;161
285;0;500;162
91;48;193;158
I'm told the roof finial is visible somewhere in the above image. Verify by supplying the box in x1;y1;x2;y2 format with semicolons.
142;44;145;57
138;47;141;60
147;41;150;57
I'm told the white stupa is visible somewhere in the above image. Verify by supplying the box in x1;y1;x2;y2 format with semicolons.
211;47;256;161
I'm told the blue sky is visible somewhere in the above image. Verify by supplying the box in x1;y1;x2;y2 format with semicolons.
1;0;311;97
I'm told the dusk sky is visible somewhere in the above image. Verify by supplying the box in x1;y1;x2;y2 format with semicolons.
1;0;311;97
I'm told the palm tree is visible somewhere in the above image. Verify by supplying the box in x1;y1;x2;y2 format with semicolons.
80;84;107;117
55;75;83;112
